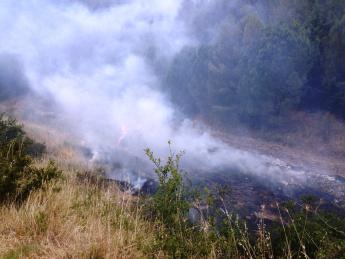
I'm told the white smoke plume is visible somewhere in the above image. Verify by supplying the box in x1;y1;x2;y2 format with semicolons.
0;0;306;187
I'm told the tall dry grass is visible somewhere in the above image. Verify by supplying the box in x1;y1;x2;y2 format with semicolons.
0;113;160;258
0;169;157;258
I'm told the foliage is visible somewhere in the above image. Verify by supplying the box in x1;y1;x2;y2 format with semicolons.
272;198;345;258
0;115;60;202
0;114;46;157
166;1;345;129
145;144;212;258
238;24;315;126
0;127;344;258
145;144;345;258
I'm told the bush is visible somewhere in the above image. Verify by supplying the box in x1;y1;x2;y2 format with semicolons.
145;144;268;258
145;144;216;257
0;114;46;156
145;144;345;258
0;115;60;202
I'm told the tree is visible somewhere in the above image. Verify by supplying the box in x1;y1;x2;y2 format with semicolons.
238;24;315;126
323;15;345;116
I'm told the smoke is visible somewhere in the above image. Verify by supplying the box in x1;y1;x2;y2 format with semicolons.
0;0;307;188
0;53;29;100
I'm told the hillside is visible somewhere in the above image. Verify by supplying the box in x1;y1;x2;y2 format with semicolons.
1;0;345;258
1;98;345;258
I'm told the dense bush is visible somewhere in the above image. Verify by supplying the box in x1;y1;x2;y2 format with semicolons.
0;115;60;202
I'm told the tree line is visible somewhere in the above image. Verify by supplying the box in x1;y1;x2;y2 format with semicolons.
166;0;345;129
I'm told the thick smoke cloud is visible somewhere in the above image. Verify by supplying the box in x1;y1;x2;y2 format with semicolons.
0;0;305;187
0;53;29;100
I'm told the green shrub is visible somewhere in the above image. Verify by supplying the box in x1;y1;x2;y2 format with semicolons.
0;115;60;202
145;144;345;258
145;144;214;258
15;161;61;201
272;198;345;258
0;114;46;157
145;144;254;258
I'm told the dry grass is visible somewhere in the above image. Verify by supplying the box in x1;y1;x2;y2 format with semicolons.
0;167;157;258
0;103;160;258
1;99;344;258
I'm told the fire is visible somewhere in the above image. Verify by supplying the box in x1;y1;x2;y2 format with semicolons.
117;124;129;145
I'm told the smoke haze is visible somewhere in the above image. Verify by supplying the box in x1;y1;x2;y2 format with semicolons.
0;0;307;187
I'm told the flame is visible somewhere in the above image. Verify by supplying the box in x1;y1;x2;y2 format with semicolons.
117;124;129;145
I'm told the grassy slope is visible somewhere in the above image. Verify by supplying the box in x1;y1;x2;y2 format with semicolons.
0;159;159;258
0;109;161;258
1;98;345;258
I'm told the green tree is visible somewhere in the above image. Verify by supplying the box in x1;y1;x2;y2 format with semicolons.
238;24;315;126
323;15;345;116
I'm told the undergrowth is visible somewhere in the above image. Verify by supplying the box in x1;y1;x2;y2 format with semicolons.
0;114;60;203
0;115;345;258
145;143;345;258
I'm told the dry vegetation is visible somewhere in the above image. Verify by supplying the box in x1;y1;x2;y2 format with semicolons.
0;114;160;258
1;107;345;258
0;158;158;259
